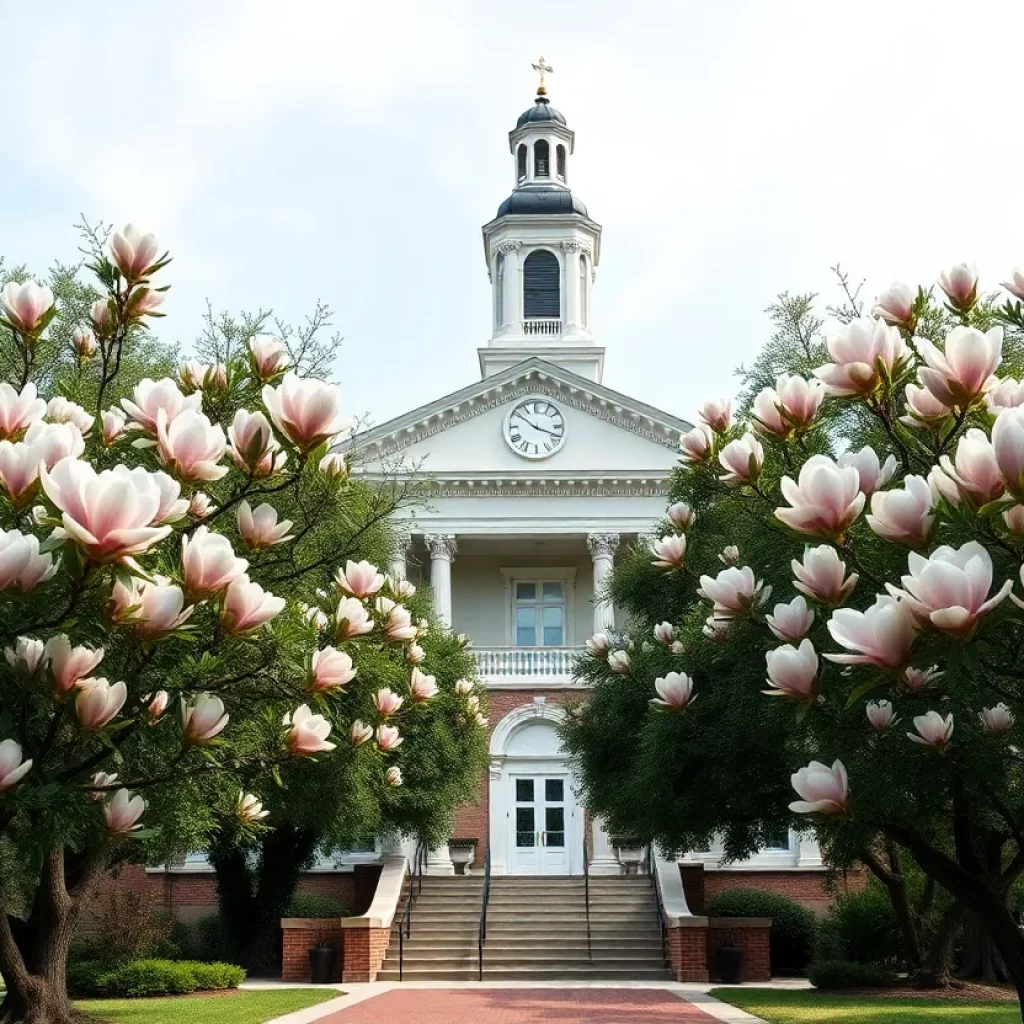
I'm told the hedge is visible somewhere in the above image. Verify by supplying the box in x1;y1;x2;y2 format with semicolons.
707;888;817;974
286;892;347;918
809;959;899;989
68;958;245;998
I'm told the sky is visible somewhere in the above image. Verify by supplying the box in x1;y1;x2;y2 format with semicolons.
3;0;1024;427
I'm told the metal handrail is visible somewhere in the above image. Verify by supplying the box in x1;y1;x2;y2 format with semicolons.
477;848;492;981
643;843;667;962
583;835;592;961
398;838;428;982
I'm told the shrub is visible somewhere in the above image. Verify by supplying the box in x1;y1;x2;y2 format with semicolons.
809;959;898;989
286;892;347;919
187;960;247;990
85;890;175;965
707;888;817;974
169;913;235;963
816;882;903;966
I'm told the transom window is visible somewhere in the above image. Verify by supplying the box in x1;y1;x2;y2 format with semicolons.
762;826;792;852
515;580;565;647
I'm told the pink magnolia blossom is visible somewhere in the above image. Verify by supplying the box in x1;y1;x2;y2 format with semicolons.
237;792;269;823
651;671;696;711
718;433;764;486
189;492;213;518
873;282;915;327
903;665;943;692
719;545;740;566
221;575;285;634
0;440;42;505
110;224;160;280
103;789;147;835
908;710;954;751
888;541;1012;637
376;724;403;751
202;363;228;392
390;577;416;601
679;423;714;464
72;326;96;360
46;397;94;435
374;687;404;717
262;373;351;452
1003;504;1024;536
227;409;285;477
309;646;356;692
763;639;818;701
5;637;46;677
350;720;373;746
181;693;229;745
146;691;169;722
25;421;86;470
75;678;127;731
666;502;694;530
671;639;687;654
101;409;127;446
337;560;385;598
980;704;1014;735
838;447;897;498
0;530;54;591
335;597;374;640
406;643;425;665
789;760;848;816
766;595;815;643
586;632;612;657
866;700;895;731
181;526;248;599
650;534;686;570
121;378;202;436
90;299;114;335
284;704;336;755
928;464;961;508
866;475;936;547
0;740;32;791
992;407;1024;497
916;326;1002;408
608;650;630;674
40;459;173;563
455;679;475;695
128;577;193;640
319;453;348;482
300;602;329;630
755;375;826;436
986;378;1024;414
752;386;789;437
410;668;438;701
938;428;1004;507
776;455;864;538
654;621;676;645
0;382;46;440
178;361;205;392
155;408;227;484
125;287;165;319
1;280;54;334
88;771;118;801
813;316;908;397
938;262;978;309
1002;269;1024;302
374;596;418;642
698;398;732;433
825;596;917;670
249;335;289;380
237;501;294;551
900;383;951;429
44;635;103;693
385;766;403;787
698;565;770;622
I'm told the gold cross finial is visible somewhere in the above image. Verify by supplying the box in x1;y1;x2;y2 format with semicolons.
531;56;553;96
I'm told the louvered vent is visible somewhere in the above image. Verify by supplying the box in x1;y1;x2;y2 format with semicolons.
523;250;560;319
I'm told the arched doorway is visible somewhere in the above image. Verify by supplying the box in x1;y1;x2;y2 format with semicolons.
488;703;583;875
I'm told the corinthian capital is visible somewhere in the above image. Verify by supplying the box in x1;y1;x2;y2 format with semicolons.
425;534;458;562
561;239;584;253
587;533;620;560
496;240;522;255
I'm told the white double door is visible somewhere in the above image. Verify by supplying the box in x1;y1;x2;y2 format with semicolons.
509;772;573;875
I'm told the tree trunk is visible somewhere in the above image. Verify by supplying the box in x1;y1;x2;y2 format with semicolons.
961;909;1010;984
980;900;1024;1023
911;904;960;989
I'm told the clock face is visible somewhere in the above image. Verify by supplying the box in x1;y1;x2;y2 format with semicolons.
504;397;566;459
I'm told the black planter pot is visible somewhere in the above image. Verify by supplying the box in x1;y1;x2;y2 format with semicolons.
715;943;744;984
308;946;337;984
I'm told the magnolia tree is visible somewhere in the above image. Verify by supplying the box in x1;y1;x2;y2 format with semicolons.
563;266;1024;1008
0;227;487;1024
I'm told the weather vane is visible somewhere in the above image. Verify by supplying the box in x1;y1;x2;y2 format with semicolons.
532;56;553;96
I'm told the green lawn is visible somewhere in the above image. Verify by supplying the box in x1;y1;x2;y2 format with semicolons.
76;989;338;1024
710;988;1019;1024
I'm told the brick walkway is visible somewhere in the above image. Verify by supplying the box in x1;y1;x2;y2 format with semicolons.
314;988;722;1023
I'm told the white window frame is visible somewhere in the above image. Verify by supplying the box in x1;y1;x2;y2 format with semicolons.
500;567;577;648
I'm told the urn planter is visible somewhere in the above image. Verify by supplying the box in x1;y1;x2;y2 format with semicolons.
448;838;478;875
715;940;745;984
612;838;644;875
308;945;337;984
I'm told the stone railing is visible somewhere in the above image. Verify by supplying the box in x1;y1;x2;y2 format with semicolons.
472;646;580;684
521;318;562;337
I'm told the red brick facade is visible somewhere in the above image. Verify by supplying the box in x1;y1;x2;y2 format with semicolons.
707;919;771;982
666;923;709;982
704;867;866;913
281;920;343;982
340;924;391;982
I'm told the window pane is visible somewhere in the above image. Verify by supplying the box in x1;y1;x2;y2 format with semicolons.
516;607;536;647
543;606;563;627
546;806;564;833
545;778;564;803
516;582;536;600
542;581;563;600
516;778;534;803
517;627;536;647
516;807;535;847
543;625;564;646
542;605;563;646
763;827;790;851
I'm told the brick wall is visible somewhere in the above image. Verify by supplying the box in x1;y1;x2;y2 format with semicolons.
707;919;771;982
281;920;343;982
340;925;391;982
704;868;866;913
666;924;709;982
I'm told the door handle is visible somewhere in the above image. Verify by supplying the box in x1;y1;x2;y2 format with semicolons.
540;831;546;846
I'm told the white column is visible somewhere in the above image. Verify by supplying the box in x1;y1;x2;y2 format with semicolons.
426;843;455;876
390;530;412;582
562;240;582;333
499;241;521;331
425;534;457;629
589;815;620;875
587;533;620;634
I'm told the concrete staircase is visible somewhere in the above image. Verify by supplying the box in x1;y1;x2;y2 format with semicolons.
378;874;670;981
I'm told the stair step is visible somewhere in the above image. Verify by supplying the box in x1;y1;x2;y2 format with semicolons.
377;966;672;981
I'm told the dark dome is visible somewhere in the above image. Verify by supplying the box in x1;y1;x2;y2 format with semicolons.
516;96;567;128
496;187;588;218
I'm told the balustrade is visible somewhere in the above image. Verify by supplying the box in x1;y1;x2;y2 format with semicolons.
521;318;562;337
472;646;579;680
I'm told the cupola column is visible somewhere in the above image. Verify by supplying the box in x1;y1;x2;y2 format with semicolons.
562;239;583;333
498;241;521;330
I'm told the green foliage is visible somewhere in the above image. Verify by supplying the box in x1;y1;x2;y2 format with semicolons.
79;990;337;1024
815;882;903;966
285;892;347;918
69;958;244;998
807;960;899;990
707;889;817;973
167;914;234;964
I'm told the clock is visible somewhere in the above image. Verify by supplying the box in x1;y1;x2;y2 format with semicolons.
503;396;566;459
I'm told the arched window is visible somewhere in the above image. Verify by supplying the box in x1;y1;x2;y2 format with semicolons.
523;249;560;319
556;144;566;182
495;253;505;327
516;144;527;183
579;254;588;328
534;139;550;178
